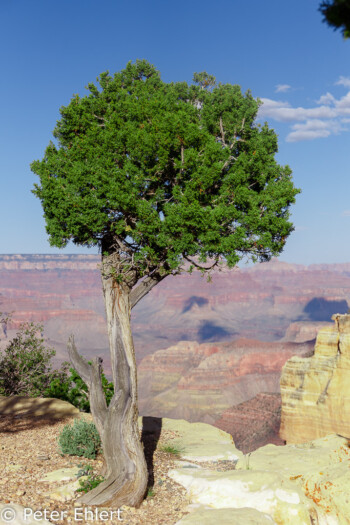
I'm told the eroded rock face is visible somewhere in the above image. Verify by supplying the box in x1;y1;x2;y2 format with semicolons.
138;339;313;424
214;393;284;453
280;314;350;444
1;255;350;368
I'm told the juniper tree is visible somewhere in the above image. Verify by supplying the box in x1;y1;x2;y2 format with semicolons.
31;59;299;507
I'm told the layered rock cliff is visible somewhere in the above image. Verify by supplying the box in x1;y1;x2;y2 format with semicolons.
280;313;350;444
1;255;350;367
138;338;314;424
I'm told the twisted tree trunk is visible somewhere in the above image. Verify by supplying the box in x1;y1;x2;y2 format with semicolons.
68;270;148;507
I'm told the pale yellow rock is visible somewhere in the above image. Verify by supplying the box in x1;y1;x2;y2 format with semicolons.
47;477;87;502
175;506;276;524
0;396;79;418
235;434;350;524
7;465;23;472
39;467;81;483
162;418;243;461
138;416;242;461
280;314;350;444
235;434;350;476
168;467;318;525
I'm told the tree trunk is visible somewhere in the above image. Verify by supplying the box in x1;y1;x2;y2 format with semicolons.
68;269;148;507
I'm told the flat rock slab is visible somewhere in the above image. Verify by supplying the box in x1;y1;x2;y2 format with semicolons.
235;434;350;476
0;396;79;418
170;433;350;524
46;478;87;502
139;417;243;462
175;507;276;525
0;503;52;524
169;467;315;525
39;467;81;483
235;433;350;520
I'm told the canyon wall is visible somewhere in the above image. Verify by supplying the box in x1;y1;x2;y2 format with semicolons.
280;313;350;444
138;338;314;424
1;255;349;369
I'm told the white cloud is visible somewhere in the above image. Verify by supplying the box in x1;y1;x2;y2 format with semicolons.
258;80;350;142
342;210;350;217
275;84;291;93
286;119;343;142
335;76;350;88
259;98;336;122
316;92;335;105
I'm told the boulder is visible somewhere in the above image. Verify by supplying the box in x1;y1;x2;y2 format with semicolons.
0;396;79;419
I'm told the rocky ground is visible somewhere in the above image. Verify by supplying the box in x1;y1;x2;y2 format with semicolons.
0;412;190;525
0;406;239;525
1;396;350;524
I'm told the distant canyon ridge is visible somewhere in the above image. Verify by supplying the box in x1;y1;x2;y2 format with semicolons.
0;254;349;360
1;254;350;444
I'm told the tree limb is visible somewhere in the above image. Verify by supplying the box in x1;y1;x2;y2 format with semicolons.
130;273;163;309
67;335;108;433
184;255;219;271
67;335;91;384
219;117;226;146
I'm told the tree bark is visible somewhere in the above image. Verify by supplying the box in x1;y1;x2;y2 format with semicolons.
68;268;148;507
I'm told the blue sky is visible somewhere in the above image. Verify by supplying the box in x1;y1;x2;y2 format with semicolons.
1;0;349;264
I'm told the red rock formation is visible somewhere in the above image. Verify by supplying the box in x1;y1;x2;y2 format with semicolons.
214;393;284;453
1;254;350;365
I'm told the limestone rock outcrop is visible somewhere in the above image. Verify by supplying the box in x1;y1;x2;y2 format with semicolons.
280;313;350;444
172;433;350;524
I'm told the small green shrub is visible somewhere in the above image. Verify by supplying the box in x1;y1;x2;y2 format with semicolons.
158;444;183;457
147;488;155;498
76;464;105;494
0;321;56;396
58;418;101;459
45;361;114;412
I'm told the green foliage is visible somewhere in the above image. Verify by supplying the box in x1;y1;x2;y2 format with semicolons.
158;444;183;457
0;312;113;412
319;0;350;38
45;362;114;412
147;488;155;498
31;59;299;282
58;418;101;459
0;321;57;396
76;464;105;493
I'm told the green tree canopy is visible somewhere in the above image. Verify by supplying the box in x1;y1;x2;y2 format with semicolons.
32;60;298;283
319;0;350;38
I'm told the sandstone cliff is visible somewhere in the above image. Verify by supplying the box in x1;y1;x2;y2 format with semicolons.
280;313;350;444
